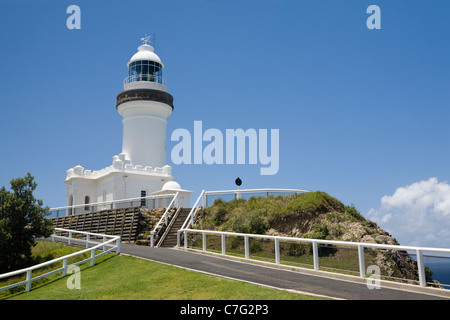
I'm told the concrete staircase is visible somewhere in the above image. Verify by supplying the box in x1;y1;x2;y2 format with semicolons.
157;208;191;247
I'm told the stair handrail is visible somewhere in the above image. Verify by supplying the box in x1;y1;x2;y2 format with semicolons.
150;192;180;247
155;207;183;248
180;190;205;230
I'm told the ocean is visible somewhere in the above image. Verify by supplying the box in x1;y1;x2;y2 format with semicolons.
425;260;450;289
410;252;450;289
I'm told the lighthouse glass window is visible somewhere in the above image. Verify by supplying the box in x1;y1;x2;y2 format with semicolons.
129;60;163;84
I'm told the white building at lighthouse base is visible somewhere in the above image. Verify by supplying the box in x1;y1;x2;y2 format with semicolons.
65;153;191;211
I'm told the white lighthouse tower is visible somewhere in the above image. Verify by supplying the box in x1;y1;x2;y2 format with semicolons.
118;37;172;168
64;37;191;212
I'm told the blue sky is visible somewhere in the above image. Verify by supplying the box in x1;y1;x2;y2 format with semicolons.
0;0;449;247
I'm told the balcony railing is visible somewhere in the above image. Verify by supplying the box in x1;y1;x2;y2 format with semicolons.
123;74;167;86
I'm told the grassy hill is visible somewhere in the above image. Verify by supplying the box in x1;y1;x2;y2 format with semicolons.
194;191;429;284
196;191;394;241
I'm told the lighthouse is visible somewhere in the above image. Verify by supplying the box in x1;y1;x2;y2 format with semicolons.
118;37;173;168
64;37;191;213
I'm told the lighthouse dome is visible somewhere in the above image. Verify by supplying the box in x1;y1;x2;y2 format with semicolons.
124;41;166;91
127;44;164;67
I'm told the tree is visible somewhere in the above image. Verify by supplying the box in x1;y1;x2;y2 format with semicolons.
0;173;54;273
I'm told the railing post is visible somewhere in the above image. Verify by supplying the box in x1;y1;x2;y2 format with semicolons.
86;234;90;248
244;236;249;259
202;191;206;208
312;241;319;271
177;230;180;248
68;231;72;245
184;230;188;249
103;236;107;251
26;270;32;292
150;232;154;248
90;249;96;267
202;232;206;251
416;249;426;287
62;258;68;277
116;238;121;254
275;238;280;264
221;233;226;255
358;244;366;279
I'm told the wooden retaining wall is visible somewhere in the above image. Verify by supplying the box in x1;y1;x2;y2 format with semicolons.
51;207;141;242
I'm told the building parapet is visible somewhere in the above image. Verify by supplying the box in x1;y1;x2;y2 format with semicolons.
65;153;172;180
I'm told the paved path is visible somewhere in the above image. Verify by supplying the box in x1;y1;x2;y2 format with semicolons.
120;243;450;300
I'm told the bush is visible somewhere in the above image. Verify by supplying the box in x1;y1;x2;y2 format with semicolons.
281;242;310;257
345;204;366;222
227;209;269;235
273;191;345;221
213;207;228;226
0;173;54;273
308;223;331;240
249;239;262;254
307;223;338;257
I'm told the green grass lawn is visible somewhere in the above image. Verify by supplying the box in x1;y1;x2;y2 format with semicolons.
4;253;330;300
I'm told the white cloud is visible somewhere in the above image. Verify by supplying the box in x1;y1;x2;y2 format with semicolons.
367;177;450;248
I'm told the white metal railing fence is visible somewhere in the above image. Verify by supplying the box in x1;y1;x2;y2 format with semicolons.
0;228;121;293
177;228;450;289
180;189;309;230
150;192;180;247
49;194;177;218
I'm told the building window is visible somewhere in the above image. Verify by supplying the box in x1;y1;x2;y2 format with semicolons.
68;195;73;216
84;196;90;211
141;190;147;207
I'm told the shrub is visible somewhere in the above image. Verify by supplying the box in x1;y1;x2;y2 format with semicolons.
0;173;54;273
345;204;366;222
249;239;262;254
281;242;310;257
226;209;269;235
308;223;330;240
307;223;338;256
274;191;345;221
